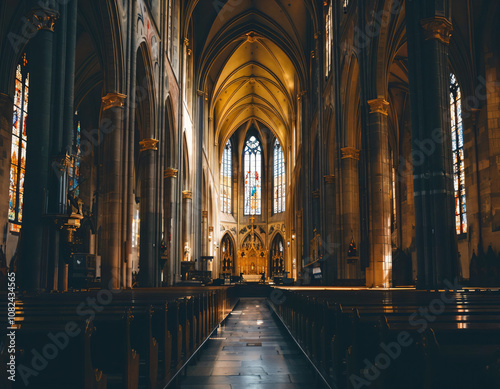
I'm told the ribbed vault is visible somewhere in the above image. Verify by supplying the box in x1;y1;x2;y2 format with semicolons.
191;0;314;148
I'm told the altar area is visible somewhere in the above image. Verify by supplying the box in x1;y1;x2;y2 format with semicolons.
236;220;268;279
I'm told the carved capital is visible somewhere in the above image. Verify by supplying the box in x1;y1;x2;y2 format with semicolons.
28;8;59;32
324;174;335;184
312;190;320;199
367;98;390;116
139;138;159;152
102;93;127;111
420;16;453;45
341;147;360;160
297;91;307;101
182;190;193;200
51;154;72;175
164;168;178;178
202;211;208;218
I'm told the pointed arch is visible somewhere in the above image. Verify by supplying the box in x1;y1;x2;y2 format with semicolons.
220;232;235;274
270;233;285;277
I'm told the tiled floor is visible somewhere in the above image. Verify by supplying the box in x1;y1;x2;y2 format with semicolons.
177;298;326;389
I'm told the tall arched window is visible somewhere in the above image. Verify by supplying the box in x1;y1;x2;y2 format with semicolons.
450;73;467;235
220;140;232;214
69;112;81;197
274;139;285;214
244;135;262;215
325;1;333;77
9;55;29;233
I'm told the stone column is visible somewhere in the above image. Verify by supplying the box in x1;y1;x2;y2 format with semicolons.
201;210;208;271
407;3;458;288
365;99;392;288
20;8;59;291
296;210;303;278
182;190;193;262
138;138;159;287
163;168;177;285
100;93;126;289
340;147;361;280
323;174;337;283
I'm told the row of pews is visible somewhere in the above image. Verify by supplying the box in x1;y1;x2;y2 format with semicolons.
269;287;500;389
0;287;238;389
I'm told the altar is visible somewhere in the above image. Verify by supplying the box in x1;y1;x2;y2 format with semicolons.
237;218;268;278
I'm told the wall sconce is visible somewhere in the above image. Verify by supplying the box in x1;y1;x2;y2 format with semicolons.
287;241;290;247
291;233;296;241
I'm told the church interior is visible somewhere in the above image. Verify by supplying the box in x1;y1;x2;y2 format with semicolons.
1;0;500;388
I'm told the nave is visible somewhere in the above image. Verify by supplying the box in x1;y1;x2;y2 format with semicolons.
177;298;325;389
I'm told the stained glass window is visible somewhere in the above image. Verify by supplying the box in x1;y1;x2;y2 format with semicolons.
325;2;333;77
244;135;262;216
69;113;81;197
450;73;467;235
220;140;232;214
273;139;285;214
9;55;29;233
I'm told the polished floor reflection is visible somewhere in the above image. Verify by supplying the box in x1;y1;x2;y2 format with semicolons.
178;298;326;389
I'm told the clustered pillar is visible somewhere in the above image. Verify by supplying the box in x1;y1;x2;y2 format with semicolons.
365;98;392;288
406;2;458;289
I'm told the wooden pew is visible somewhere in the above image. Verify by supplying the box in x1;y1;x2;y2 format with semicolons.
6;318;107;389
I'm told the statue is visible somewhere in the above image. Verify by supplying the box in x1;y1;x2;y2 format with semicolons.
183;242;191;261
310;229;322;263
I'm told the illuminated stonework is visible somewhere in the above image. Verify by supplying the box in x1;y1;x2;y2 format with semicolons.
420;16;453;45
139;138;159;152
29;8;59;32
367;98;390;116
102;93;127;111
164;168;178;178
341;147;360;160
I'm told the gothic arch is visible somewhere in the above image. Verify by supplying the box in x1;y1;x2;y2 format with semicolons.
220;232;235;274
270;232;285;277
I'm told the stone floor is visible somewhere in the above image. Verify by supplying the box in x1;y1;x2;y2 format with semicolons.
177;297;326;389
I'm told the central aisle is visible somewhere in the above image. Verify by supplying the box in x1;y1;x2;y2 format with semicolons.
178;297;325;389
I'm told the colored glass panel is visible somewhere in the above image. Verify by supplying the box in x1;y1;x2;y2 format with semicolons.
244;136;262;216
273;139;285;214
450;73;467;235
220;140;232;214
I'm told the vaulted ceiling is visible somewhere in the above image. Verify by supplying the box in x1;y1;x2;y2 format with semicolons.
189;0;316;148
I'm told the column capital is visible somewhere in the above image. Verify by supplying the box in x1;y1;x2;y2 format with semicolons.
102;92;127;111
324;174;335;184
367;98;390;116
164;168;178;178
28;8;60;32
182;190;193;200
312;190;320;199
139;138;159;152
420;16;453;45
341;147;360;160
202;211;208;218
